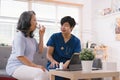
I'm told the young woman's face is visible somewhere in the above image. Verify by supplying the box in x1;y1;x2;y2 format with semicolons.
61;22;73;34
30;14;37;31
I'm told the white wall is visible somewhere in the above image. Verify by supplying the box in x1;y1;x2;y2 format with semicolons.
67;0;120;69
94;13;120;65
92;0;112;42
78;0;120;70
91;0;120;69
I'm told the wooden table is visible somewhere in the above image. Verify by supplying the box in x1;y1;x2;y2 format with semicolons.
49;70;119;80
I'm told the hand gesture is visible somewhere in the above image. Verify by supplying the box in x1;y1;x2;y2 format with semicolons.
50;60;59;68
36;65;47;72
63;60;70;69
39;25;45;36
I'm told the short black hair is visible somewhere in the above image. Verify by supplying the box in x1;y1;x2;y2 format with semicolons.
60;16;76;28
17;11;36;38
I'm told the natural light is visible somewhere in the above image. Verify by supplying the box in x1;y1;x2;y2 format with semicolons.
0;0;82;46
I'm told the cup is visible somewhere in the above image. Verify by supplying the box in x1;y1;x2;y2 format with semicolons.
36;24;45;31
36;24;42;29
59;62;63;69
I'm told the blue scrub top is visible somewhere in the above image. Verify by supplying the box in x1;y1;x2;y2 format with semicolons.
46;32;81;69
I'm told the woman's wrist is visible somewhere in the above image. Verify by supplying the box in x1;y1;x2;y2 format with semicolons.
39;34;44;38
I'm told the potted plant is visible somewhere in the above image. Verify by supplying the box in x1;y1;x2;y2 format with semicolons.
79;48;95;72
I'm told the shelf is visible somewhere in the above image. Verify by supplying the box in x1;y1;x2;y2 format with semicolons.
97;12;120;18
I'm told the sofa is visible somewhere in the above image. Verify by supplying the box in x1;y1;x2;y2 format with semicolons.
0;46;102;80
0;46;48;80
0;46;16;80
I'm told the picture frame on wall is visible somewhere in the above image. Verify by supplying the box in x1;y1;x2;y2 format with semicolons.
98;0;120;16
115;17;120;40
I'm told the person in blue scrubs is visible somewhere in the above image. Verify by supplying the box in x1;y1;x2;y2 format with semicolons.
46;16;81;80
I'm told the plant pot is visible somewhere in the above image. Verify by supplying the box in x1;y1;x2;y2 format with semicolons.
81;60;93;72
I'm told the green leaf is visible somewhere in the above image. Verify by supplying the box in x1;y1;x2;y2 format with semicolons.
79;48;95;60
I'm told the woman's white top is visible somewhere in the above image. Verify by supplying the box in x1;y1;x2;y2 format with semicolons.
6;31;38;75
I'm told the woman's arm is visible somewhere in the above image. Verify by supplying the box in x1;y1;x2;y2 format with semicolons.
38;26;45;53
17;56;46;71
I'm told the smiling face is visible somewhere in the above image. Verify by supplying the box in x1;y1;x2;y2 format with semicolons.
29;14;37;32
61;22;73;34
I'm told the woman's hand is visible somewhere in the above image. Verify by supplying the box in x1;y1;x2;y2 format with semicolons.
39;25;45;36
36;65;47;72
17;56;47;72
38;25;45;53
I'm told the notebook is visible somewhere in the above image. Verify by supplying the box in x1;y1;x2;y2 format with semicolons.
56;53;101;71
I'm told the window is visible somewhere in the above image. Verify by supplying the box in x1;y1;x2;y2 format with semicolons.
32;2;81;45
1;0;28;17
0;0;82;46
0;20;16;45
32;3;56;20
0;0;28;45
